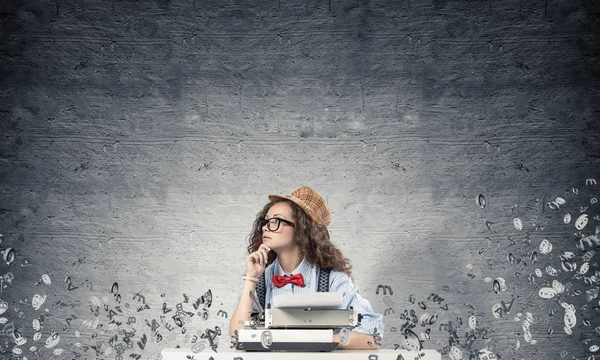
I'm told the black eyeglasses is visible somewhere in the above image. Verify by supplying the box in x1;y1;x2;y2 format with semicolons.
257;217;295;232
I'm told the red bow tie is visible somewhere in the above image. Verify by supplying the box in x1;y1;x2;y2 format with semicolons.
272;273;305;288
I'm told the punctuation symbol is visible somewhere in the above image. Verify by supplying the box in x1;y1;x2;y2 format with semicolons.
375;285;393;295
216;310;228;318
586;179;597;186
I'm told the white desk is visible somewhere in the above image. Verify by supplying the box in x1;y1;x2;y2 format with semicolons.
161;348;441;360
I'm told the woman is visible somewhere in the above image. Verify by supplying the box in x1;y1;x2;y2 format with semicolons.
229;185;384;350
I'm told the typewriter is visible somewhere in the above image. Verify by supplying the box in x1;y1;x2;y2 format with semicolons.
231;290;363;352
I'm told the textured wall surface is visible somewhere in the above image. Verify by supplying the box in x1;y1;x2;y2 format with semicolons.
1;0;599;359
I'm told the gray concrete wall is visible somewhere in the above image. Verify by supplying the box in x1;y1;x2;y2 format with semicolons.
1;0;599;359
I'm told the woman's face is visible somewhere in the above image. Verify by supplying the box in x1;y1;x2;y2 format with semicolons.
261;202;296;251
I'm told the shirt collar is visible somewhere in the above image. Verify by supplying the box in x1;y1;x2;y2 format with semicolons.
271;256;314;288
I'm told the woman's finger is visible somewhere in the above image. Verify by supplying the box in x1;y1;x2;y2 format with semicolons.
256;251;265;265
252;253;261;265
260;244;271;252
258;249;267;265
260;248;268;264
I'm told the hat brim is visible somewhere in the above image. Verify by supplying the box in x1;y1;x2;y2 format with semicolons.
267;194;326;227
268;194;288;202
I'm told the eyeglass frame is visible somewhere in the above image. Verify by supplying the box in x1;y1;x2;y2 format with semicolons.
257;217;296;232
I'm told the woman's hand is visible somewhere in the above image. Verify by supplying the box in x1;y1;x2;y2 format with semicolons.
245;244;271;278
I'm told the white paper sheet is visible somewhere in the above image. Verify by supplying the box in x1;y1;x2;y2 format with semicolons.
273;292;344;309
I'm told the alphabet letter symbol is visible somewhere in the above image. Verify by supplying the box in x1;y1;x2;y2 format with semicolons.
376;285;393;295
133;293;146;304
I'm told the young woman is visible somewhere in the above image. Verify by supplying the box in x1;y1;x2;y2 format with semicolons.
229;185;384;350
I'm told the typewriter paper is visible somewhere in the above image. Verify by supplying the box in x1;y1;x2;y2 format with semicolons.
273;292;344;309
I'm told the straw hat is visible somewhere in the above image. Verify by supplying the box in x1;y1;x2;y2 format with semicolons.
268;185;331;227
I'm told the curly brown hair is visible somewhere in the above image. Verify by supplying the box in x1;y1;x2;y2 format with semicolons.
246;199;354;280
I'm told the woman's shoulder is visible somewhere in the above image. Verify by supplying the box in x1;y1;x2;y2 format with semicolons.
323;267;352;284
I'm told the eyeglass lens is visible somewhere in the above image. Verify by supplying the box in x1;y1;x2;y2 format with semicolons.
259;218;280;231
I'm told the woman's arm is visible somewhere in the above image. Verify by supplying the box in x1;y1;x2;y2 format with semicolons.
229;279;258;341
333;331;380;350
327;270;385;349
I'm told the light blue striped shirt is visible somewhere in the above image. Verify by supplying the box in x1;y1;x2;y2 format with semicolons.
231;257;384;342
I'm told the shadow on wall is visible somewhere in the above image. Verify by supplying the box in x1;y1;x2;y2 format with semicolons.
1;179;600;359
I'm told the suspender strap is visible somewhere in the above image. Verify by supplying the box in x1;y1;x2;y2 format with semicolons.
257;272;267;310
318;268;331;292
